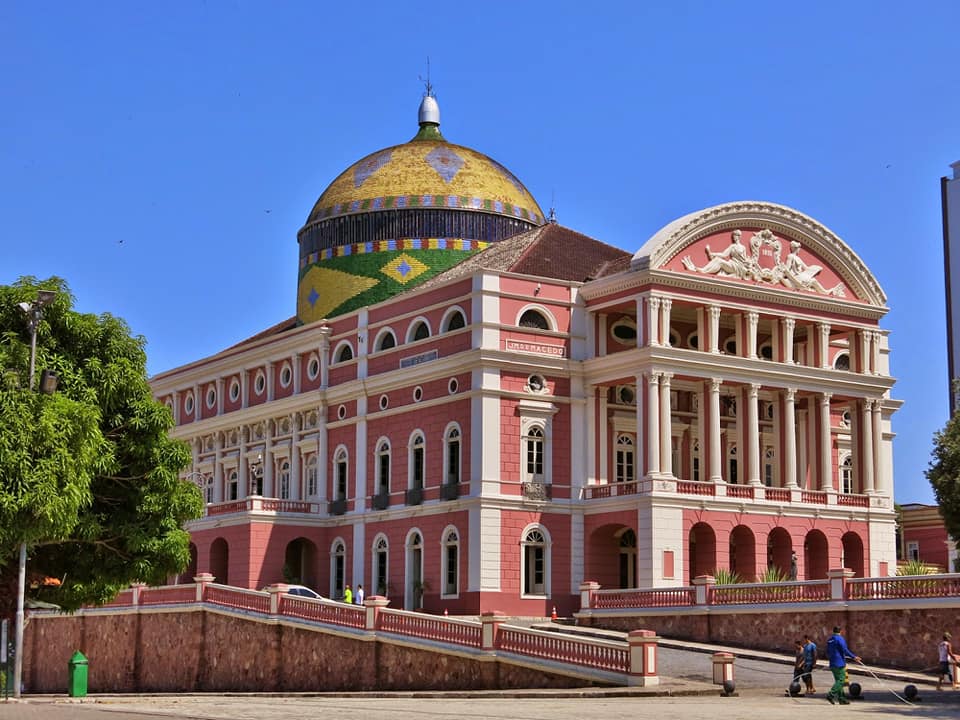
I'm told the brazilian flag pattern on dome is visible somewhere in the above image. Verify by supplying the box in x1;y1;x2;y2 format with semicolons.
297;238;487;324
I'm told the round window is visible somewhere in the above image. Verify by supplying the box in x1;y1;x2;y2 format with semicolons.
611;318;637;343
337;404;347;420
280;364;292;388
205;386;216;409
379;394;389;410
307;356;320;380
413;386;423;402
229;379;240;402
448;378;459;394
255;372;266;395
527;374;546;393
184;393;195;415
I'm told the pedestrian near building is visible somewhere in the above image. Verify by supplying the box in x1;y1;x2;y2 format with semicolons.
937;631;960;690
343;584;353;604
825;626;860;705
355;584;364;605
801;634;818;694
790;552;798;581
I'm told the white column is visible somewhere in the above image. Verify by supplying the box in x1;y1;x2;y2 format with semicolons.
648;297;661;347
647;372;661;476
709;378;722;482
317;403;328;503
861;399;875;494
319;325;332;388
819;393;832;490
238;427;249;497
746;312;759;360
782;317;795;365
784;389;797;488
818;323;831;369
264;422;274;497
193;383;201;422
241;371;249;409
747;383;761;485
213;433;224;503
587;384;598;486
859;330;871;374
659;372;673;477
293;352;302;395
871;331;882;375
660;298;673;346
290;414;302;501
871;400;883;494
216;377;224;416
266;361;275;401
797;409;808;489
708;306;721;354
635;375;645;476
635;299;644;350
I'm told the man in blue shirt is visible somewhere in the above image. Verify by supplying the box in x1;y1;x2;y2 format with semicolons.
826;626;861;705
801;634;818;694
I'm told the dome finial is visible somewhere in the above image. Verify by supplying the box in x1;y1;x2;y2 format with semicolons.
413;57;444;141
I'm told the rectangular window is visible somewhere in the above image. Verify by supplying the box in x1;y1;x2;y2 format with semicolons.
907;541;920;562
444;545;457;595
378;454;390;494
336;461;348;500
413;446;424;489
306;464;317;497
692;456;700;482
447;441;460;484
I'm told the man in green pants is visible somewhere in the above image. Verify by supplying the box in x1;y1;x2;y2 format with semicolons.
826;626;861;705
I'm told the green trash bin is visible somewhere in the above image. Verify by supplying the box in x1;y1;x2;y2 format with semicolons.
68;650;87;697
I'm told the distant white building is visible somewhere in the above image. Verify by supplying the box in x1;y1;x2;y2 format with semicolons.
942;160;960;412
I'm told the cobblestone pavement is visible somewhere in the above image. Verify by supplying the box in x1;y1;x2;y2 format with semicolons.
2;691;958;720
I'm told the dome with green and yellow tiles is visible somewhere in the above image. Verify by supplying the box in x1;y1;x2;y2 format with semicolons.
296;93;545;325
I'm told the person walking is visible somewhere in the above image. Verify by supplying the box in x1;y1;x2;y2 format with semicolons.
801;633;818;694
355;584;365;605
826;626;860;705
937;631;960;690
343;584;353;604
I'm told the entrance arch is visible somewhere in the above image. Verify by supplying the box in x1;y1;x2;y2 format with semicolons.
804;529;829;579
729;525;756;581
766;527;793;579
209;537;229;585
688;522;716;582
586;523;633;589
284;537;318;587
841;532;865;577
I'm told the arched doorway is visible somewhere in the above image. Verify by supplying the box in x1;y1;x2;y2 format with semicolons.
405;531;424;610
209;538;229;585
767;527;793;579
618;529;637;588
585;523;632;589
841;532;865;577
688;522;716;582
284;537;318;587
729;525;756;581
804;529;829;579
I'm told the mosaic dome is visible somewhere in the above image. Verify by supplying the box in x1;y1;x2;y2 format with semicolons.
296;94;544;325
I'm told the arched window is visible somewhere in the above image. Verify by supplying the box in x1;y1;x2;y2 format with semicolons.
445;426;461;485
408;319;431;343
376;441;390;496
409;433;425;490
227;469;239;501
334;448;348;500
841;455;853;494
406;530;425;610
834;353;850;371
521;527;549;596
331;540;346;600
334;342;353;363
443;309;466;332
375;329;396;351
519;309;549;330
615;434;634;483
202;474;214;504
372;535;389;597
278;460;291;499
441;528;459;597
306;456;318;497
524;426;545;482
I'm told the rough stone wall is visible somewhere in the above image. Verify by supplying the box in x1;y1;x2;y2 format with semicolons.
24;609;596;693
582;605;959;670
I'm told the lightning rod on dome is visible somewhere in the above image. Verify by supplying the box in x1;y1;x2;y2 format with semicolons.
419;56;434;98
548;190;557;224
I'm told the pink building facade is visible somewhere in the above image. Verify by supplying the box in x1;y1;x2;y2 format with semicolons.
152;99;899;617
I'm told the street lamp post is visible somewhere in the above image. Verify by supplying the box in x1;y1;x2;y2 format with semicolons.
13;289;57;698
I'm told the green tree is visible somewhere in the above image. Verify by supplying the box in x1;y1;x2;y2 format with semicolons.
0;277;203;613
926;393;960;543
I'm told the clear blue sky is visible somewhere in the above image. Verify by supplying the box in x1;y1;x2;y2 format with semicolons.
2;2;958;504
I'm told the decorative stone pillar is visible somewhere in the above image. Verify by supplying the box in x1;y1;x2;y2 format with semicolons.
784;389;798;488
238;426;249;498
659;372;673;477
365;596;390;631
627;630;660;686
871;399;883;494
292;352;301;395
858;329;871;374
746;311;759;359
131;582;147;606
319;324;332;388
692;575;715;605
241;370;249;409
827;568;855;600
193;383;201;423
481;611;505;651
819;393;832;490
647;372;661;476
818;323;831;369
648;297;661;347
193;573;215;602
659;298;672;346
267;584;288;614
579;581;600;611
861;399;875;493
266;361;275;402
709;379;722;482
871;331;882;375
216;377;224;416
747;384;761;486
290;414;302;501
213;432;224;503
782;317;795;364
708;306;721;354
263;422;274;498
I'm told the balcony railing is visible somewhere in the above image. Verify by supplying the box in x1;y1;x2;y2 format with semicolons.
372;492;390;511
522;481;552;501
440;483;460;501
405;487;423;506
328;498;347;516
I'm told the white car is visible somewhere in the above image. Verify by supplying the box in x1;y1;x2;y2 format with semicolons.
273;584;325;600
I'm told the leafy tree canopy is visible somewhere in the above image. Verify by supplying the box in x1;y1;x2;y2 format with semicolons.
0;277;202;613
926;392;960;542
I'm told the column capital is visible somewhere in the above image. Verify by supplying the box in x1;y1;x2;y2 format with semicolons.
709;377;723;392
748;383;760;397
747;310;759;322
820;392;833;404
785;387;797;402
660;371;674;383
648;296;662;310
782;316;796;330
660;297;672;311
708;305;722;320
